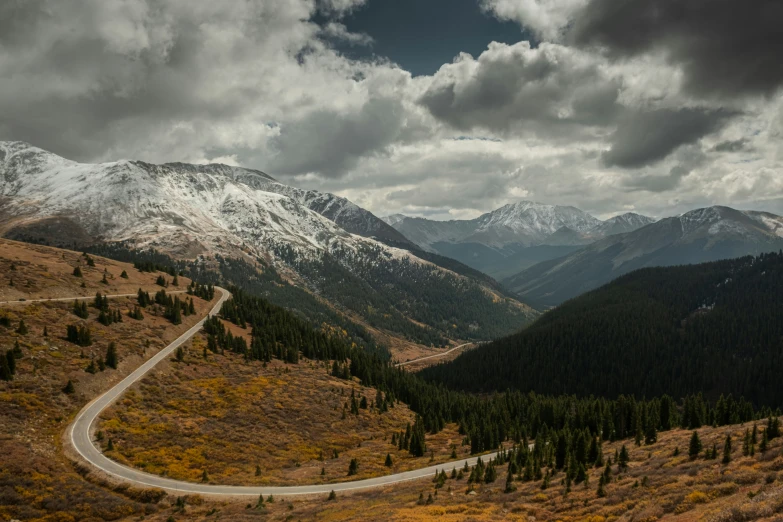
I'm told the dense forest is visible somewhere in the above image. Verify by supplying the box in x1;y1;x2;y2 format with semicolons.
422;252;783;407
207;289;776;457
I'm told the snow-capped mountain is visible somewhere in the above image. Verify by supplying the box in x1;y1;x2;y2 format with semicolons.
384;203;655;279
504;205;783;309
0;141;535;342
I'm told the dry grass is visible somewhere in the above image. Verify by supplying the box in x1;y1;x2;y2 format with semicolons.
123;426;783;522
99;329;469;486
0;239;217;522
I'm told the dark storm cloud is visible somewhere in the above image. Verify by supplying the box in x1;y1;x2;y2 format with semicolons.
602;108;734;168
267;96;405;177
568;0;783;98
418;42;623;135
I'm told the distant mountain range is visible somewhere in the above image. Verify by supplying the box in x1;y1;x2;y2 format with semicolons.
384;203;657;279
0;141;535;345
503;205;783;308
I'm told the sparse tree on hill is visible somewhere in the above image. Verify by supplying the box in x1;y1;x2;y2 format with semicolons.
722;434;732;464
16;320;28;335
73;266;83;277
689;431;702;459
385;453;393;467
62;380;75;394
6;350;16;377
618;445;630;470
347;458;359;476
105;342;118;369
120;270;128;279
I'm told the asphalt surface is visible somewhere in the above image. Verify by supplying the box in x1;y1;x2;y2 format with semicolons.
50;287;501;497
394;342;474;367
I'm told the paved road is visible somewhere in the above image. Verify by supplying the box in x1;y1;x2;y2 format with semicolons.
0;290;186;306
395;342;474;367
53;288;501;497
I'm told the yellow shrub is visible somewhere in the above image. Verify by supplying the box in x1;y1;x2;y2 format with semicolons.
533;493;548;503
686;490;710;504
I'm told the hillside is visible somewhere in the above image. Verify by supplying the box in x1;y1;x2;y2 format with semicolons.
504;206;783;308
0;239;221;521
0;141;536;346
115;422;783;521
423;251;783;405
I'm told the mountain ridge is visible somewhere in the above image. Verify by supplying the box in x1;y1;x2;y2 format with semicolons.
0;141;536;345
504;204;783;308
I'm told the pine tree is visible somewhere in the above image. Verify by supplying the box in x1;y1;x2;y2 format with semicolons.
16;320;28;335
618;445;630;470
347;458;359;476
689;431;702;459
328;490;336;501
175;346;185;362
722;434;732;464
385;453;393;467
63;380;75;394
172;274;179;286
85;359;97;374
256;464;262;476
0;352;12;381
73;266;83;277
120;270;129;279
43;326;48;337
105;342;118;369
6;350;16;377
597;474;607;497
505;467;516;493
760;430;769;453
201;470;209;482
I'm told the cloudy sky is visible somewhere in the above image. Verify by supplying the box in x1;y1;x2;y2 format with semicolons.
1;0;781;220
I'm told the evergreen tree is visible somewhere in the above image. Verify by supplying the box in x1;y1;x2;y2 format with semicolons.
120;270;129;279
722;434;732;464
760;429;769;453
618;445;630;470
73;266;83;277
201;470;209;482
16;320;28;335
105;342;118;369
62;380;75;394
43;326;48;337
6;350;16;377
597;474;607;497
385;454;393;467
347;458;359;476
689;431;702;459
328;490;336;501
0;352;12;381
85;359;97;374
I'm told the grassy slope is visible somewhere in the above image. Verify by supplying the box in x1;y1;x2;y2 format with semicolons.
0;239;219;521
98;323;468;486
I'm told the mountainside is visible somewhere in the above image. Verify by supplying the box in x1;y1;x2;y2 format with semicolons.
0;141;535;345
385;204;655;279
504;205;783;308
423;251;783;406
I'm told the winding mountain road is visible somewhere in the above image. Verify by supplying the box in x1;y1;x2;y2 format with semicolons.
14;287;503;497
394;342;475;367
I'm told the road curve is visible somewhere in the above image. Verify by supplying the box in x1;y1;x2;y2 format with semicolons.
395;342;474;367
61;287;501;497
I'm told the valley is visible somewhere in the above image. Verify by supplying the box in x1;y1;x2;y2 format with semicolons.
2;149;783;522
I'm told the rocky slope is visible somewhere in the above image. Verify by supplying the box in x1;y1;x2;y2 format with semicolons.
0;141;535;343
